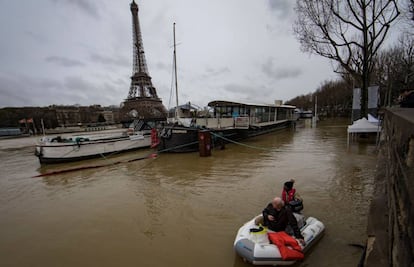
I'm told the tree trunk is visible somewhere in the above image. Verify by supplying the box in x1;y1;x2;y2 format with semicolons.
361;1;369;119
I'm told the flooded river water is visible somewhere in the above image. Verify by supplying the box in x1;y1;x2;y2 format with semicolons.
0;118;378;267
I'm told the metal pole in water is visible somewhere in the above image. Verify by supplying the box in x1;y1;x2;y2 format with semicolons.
312;95;317;127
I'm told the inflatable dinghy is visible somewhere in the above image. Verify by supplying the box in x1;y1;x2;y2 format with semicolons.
234;214;325;265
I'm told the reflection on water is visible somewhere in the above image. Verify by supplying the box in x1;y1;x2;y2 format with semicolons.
0;119;377;267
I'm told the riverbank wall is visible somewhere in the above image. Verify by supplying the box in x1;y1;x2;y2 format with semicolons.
365;108;414;266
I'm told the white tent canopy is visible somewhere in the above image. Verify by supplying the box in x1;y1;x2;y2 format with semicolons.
347;117;381;146
348;117;380;133
367;113;380;125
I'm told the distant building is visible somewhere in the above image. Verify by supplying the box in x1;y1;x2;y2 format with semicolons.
0;105;121;131
102;110;114;124
0;128;22;137
55;106;82;127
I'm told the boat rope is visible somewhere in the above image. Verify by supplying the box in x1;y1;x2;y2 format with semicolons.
35;127;333;178
32;140;199;178
32;151;158;178
210;132;330;154
157;140;199;153
167;50;176;110
210;132;274;151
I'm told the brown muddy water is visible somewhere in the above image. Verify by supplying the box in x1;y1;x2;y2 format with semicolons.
0;119;378;267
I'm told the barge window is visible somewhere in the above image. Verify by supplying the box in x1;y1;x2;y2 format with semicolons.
216;106;235;117
254;107;268;123
270;107;276;121
277;108;287;120
232;107;240;117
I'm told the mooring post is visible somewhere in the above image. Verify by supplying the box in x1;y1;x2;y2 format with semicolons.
198;130;211;157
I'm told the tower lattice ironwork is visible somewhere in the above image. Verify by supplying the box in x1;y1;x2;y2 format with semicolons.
121;0;167;122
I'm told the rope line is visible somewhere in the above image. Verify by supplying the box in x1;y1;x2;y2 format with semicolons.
157;140;199;153
210;132;274;151
210;132;330;154
32;140;199;178
32;152;156;178
34;128;329;178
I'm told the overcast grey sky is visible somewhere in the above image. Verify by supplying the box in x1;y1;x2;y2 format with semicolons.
0;0;338;109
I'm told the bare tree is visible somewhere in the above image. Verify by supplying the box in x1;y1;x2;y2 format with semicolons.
294;0;400;118
287;79;353;117
374;34;414;105
400;34;414;84
411;0;414;20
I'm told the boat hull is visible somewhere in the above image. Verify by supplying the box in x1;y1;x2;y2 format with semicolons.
157;120;293;153
234;215;325;266
157;126;199;153
229;120;292;139
35;135;151;164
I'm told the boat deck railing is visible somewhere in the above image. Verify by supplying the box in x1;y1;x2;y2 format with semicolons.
196;117;235;129
250;119;289;128
234;117;249;129
195;116;290;130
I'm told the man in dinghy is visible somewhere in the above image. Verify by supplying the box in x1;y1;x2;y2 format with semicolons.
262;197;305;245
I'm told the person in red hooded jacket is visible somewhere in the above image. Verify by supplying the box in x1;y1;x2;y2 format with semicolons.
281;179;303;212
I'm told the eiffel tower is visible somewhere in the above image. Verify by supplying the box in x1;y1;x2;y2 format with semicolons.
120;0;167;123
